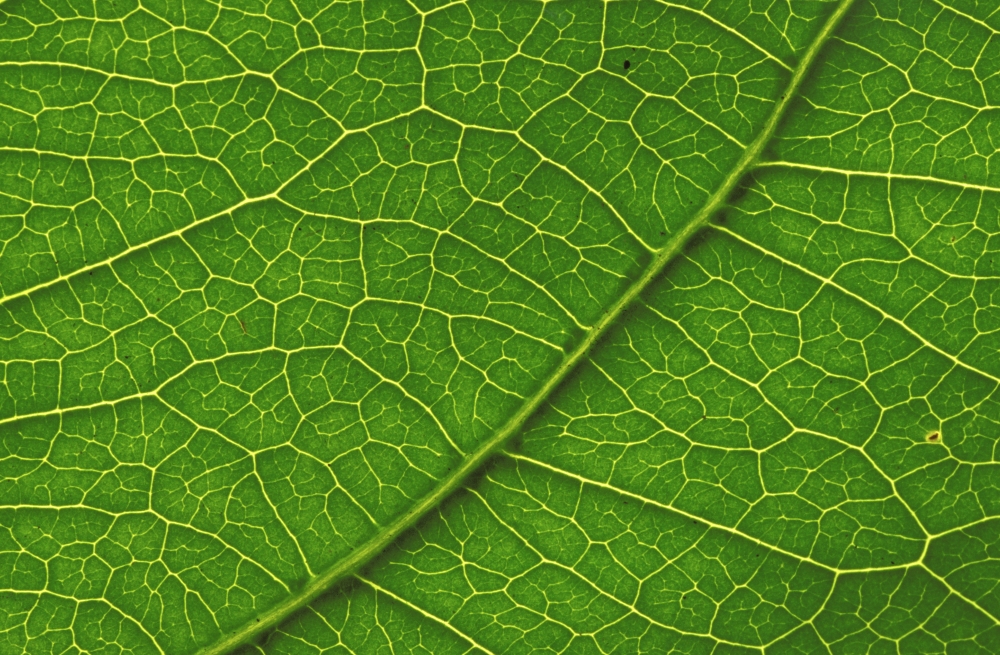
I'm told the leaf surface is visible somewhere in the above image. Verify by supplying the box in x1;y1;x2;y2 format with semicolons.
1;0;999;654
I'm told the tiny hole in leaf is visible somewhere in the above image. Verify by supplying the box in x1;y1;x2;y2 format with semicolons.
623;60;630;70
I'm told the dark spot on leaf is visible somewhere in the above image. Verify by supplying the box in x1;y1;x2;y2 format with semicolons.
726;181;751;206
927;431;940;442
623;60;630;70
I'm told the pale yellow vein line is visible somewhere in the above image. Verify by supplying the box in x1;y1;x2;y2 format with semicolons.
713;224;1000;388
754;160;1000;193
505;451;838;573
659;0;795;71
504;451;1000;627
467;485;772;649
355;576;494;655
40;591;167;654
0;107;422;306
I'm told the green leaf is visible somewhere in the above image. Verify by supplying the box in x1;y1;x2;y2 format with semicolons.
2;0;999;653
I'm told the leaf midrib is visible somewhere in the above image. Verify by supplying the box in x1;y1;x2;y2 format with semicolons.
197;1;859;652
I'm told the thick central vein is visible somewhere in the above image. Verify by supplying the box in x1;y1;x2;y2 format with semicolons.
197;1;858;653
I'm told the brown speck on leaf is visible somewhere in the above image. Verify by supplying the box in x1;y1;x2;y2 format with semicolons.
239;320;247;334
927;431;940;442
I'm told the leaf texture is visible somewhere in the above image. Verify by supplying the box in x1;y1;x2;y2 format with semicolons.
1;0;999;654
